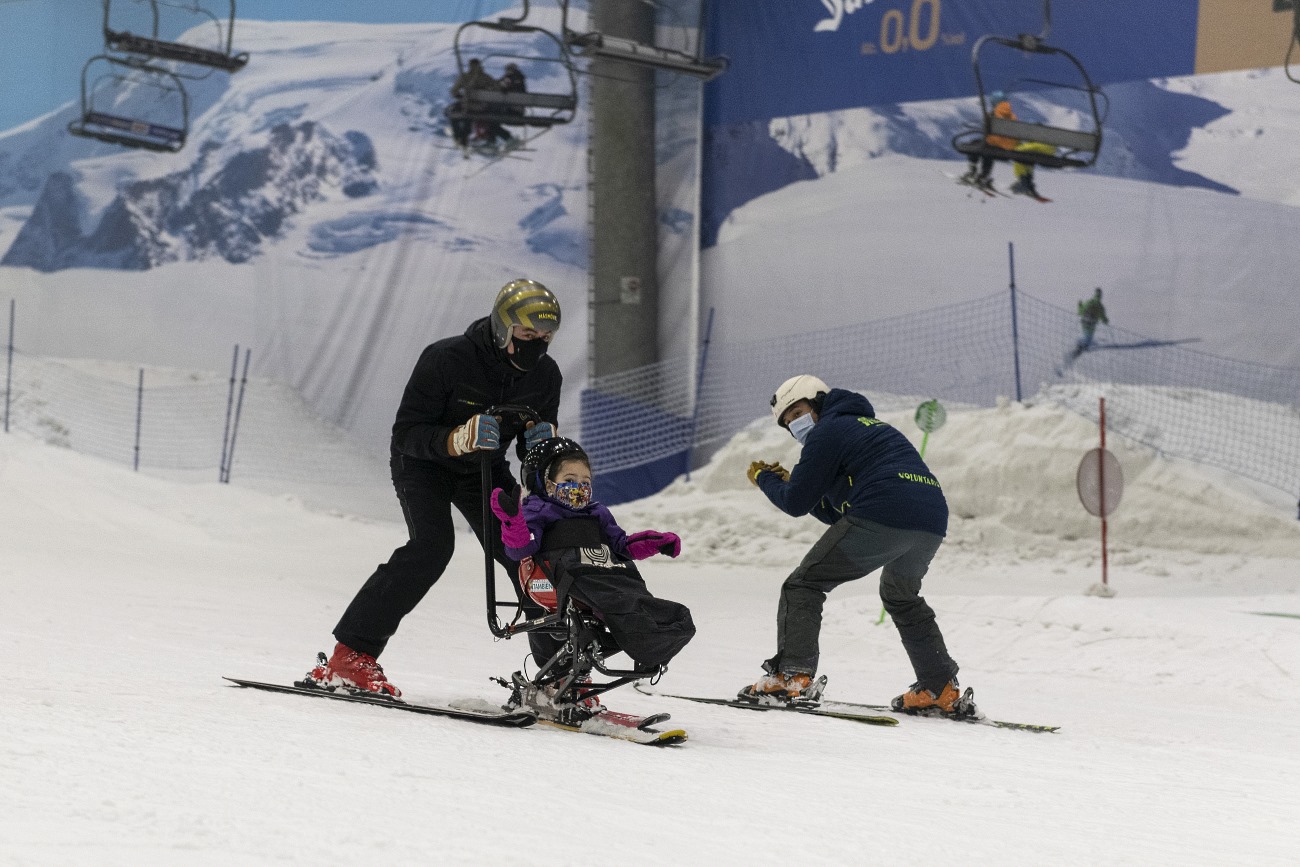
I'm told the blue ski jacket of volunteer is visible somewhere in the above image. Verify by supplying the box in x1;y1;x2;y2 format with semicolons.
756;388;948;536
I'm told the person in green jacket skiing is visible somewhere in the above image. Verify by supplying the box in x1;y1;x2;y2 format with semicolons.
1077;287;1109;353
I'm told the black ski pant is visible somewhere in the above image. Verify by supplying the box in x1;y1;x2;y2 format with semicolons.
968;154;994;179
333;456;550;660
555;563;696;670
450;117;472;146
764;516;958;693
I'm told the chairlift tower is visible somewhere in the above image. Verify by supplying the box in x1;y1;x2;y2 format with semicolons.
580;0;725;378
587;0;660;378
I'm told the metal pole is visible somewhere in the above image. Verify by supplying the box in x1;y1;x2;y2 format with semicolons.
133;368;144;471
224;348;251;483
4;299;13;434
684;306;716;482
1098;396;1108;589
1008;241;1023;402
589;0;659;378
219;344;238;482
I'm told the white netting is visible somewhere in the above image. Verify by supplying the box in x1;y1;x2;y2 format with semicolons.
4;289;1297;517
580;291;1300;499
3;350;394;518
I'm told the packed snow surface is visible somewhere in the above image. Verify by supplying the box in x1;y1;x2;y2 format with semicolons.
3;393;1299;866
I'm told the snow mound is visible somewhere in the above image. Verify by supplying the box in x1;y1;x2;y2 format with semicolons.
614;398;1300;569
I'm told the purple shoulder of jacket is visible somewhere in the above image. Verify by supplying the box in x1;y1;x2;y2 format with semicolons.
519;495;627;553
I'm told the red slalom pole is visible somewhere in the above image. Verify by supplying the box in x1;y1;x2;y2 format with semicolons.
1099;396;1108;591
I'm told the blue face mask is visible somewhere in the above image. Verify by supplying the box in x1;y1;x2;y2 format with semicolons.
787;412;816;444
550;479;592;509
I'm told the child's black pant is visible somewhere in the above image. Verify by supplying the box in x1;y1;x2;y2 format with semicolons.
552;562;695;670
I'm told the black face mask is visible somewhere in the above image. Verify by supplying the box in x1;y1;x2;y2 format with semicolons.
508;337;549;371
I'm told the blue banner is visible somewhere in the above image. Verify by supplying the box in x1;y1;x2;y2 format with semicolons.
704;0;1200;126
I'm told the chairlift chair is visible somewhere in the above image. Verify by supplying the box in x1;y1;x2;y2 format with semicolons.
481;406;660;716
448;10;579;132
952;3;1104;170
67;55;189;153
103;0;249;74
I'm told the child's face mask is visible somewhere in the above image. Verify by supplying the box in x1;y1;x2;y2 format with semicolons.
549;479;592;509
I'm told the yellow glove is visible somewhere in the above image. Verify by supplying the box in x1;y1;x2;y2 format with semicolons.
747;460;790;486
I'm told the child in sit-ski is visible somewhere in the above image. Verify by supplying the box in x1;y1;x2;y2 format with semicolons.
489;436;695;674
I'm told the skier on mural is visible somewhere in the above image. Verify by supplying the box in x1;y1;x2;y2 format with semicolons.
959;91;1053;200
1075;286;1109;354
740;375;976;718
448;57;501;152
483;62;527;152
490;436;695;718
304;279;564;697
499;63;527;111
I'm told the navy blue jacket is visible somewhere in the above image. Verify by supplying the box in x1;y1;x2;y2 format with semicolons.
757;389;948;536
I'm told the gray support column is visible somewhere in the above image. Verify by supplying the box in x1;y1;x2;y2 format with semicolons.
589;0;659;378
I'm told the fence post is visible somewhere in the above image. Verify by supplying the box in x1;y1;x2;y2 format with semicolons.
684;306;716;482
1008;241;1023;403
223;348;251;483
4;299;13;434
133;368;144;471
219;344;239;482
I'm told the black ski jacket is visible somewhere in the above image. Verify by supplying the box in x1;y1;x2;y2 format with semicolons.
390;317;562;477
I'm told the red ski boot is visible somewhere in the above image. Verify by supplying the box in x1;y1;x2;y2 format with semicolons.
307;642;401;698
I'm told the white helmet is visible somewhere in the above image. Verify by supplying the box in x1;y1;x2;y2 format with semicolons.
770;375;829;426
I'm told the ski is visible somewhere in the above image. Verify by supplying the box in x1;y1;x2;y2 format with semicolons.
223;677;538;727
822;695;1060;734
633;683;898;727
537;713;688;746
486;672;686;745
941;170;1007;198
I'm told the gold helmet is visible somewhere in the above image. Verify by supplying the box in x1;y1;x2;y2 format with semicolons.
490;279;561;349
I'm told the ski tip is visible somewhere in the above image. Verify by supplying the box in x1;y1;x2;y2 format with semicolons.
653;729;689;745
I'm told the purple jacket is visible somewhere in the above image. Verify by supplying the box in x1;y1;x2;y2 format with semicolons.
503;494;631;562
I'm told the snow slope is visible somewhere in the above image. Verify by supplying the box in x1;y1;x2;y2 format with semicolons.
3;388;1299;866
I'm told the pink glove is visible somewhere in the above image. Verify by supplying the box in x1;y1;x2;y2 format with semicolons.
627;530;681;560
489;487;530;549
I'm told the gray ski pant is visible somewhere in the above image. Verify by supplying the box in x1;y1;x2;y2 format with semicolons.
763;515;958;692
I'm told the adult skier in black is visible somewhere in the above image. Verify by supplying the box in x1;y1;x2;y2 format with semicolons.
307;279;564;696
448;57;498;149
742;375;969;716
